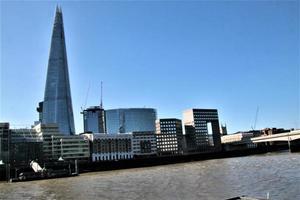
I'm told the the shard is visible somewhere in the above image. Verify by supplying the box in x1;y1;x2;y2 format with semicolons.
42;6;75;135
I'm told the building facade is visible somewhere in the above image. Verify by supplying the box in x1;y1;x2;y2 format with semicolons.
82;106;106;133
105;108;156;134
183;125;198;153
221;124;228;135
183;109;222;152
0;123;43;167
84;134;133;162
33;124;89;162
221;132;258;151
132;131;157;157
41;7;75;135
0;123;10;165
10;128;43;166
155;119;184;155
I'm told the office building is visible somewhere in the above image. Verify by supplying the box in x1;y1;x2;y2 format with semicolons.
82;106;106;133
0;123;43;167
41;7;75;135
33;124;89;161
10;128;43;166
105;108;156;134
183;109;222;152
84;133;133;162
183;125;198;153
156;119;184;155
132;131;157;157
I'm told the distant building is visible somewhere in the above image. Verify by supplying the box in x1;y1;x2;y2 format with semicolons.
221;124;228;135
83;133;133;162
261;128;290;136
105;108;156;134
155;119;184;155
132;131;157;157
33;124;89;162
221;132;254;144
82;106;106;133
183;109;222;152
36;101;43;123
221;132;257;151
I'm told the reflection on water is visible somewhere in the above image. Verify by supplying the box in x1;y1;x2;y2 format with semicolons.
0;152;299;200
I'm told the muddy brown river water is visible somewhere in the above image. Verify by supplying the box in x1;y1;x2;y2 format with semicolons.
0;151;299;200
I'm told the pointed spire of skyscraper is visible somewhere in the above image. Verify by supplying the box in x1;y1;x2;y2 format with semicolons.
42;6;75;135
55;5;59;13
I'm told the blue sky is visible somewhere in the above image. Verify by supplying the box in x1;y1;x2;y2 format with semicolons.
0;1;299;133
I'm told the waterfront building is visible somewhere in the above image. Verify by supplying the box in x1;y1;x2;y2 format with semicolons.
0;123;10;165
33;124;89;162
83;133;133;162
183;109;222;152
132;131;157;157
221;132;255;144
155;119;184;155
105;108;157;134
0;123;43;167
41;7;75;135
82;106;106;133
183;125;198;153
10;128;43;166
221;132;257;151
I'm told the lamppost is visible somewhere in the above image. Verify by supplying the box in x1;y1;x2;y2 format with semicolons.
288;132;291;153
6;130;10;182
58;138;64;161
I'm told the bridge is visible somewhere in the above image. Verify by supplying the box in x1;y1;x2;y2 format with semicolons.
251;130;300;143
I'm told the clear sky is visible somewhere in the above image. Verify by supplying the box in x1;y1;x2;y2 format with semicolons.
0;0;299;134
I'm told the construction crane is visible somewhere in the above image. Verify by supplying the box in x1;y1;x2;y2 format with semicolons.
80;82;90;112
251;106;259;130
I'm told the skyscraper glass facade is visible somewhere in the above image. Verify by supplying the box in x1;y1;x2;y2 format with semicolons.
42;7;75;135
105;108;157;134
82;106;106;133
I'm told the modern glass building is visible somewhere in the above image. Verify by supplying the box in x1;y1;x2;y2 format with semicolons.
42;7;75;135
183;109;222;152
105;108;157;134
82;106;106;133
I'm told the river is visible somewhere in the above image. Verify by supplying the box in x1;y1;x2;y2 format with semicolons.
0;151;299;200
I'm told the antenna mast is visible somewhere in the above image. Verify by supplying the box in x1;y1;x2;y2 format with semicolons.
100;81;103;109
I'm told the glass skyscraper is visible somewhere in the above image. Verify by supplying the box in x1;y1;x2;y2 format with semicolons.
41;7;75;135
105;108;157;134
82;106;106;133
